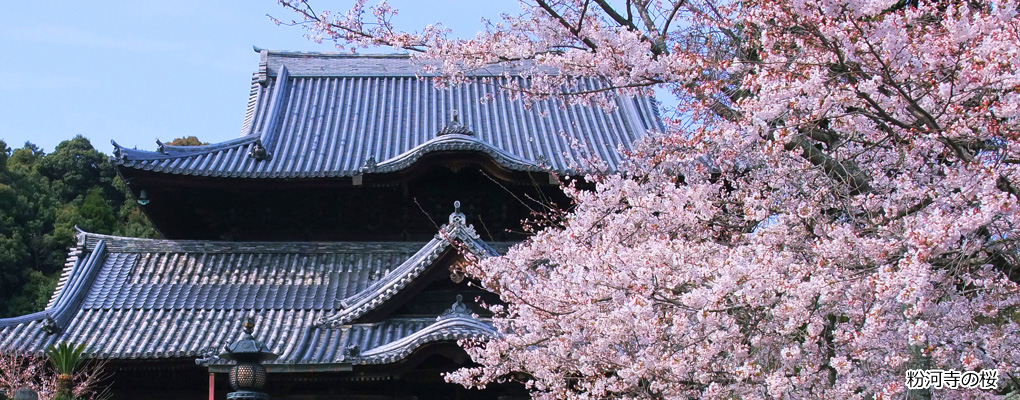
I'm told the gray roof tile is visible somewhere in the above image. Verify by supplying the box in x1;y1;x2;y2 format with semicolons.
0;216;504;366
112;52;661;178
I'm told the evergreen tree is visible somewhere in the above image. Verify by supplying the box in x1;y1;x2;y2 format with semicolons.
35;135;120;204
112;177;158;238
0;140;58;315
166;136;207;146
0;137;157;317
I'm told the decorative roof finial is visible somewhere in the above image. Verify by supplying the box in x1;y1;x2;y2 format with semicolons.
438;110;474;136
361;155;378;173
439;200;480;239
111;140;124;160
243;311;256;336
41;316;60;335
449;200;466;226
344;344;360;358
439;294;473;320
249;141;271;162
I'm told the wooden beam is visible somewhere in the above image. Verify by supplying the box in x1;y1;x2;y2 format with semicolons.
207;363;353;373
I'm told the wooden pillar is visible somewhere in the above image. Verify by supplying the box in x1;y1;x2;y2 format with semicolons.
209;373;215;400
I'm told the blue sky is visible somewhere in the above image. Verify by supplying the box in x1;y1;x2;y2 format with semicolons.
0;1;514;154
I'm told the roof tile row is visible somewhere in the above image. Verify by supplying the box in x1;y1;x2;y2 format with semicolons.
0;220;502;366
113;53;661;178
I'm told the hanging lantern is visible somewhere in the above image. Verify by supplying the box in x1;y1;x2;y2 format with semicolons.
137;189;150;205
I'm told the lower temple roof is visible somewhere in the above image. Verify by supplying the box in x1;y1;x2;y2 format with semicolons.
0;208;503;369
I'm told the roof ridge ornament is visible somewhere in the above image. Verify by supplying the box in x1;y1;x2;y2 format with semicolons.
438;294;472;320
249;141;271;162
437;110;474;136
450;201;464;224
440;200;480;240
361;155;378;173
111;140;124;160
243;312;256;335
41;315;60;335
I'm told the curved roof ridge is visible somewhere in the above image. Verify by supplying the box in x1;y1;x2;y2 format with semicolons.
70;229;428;254
330;239;448;321
111;135;258;162
257;48;412;59
355;316;495;364
158;137;254;157
371;133;542;173
320;204;497;327
252;65;289;151
0;239;107;334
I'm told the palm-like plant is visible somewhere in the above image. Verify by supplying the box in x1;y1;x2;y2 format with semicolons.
44;342;87;400
45;342;86;375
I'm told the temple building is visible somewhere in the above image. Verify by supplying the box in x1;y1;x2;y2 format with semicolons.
0;50;660;399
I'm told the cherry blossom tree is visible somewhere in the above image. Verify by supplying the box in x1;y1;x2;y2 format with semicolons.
0;351;109;400
278;0;1020;398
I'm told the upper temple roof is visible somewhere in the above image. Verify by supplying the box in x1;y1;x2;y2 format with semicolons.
111;50;661;179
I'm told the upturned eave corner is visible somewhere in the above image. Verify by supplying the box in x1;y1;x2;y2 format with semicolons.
0;238;106;339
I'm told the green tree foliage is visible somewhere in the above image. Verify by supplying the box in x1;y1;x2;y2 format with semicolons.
166;136;207;146
3;270;59;316
0;141;57;317
0;137;157;317
111;177;157;239
35;135;120;204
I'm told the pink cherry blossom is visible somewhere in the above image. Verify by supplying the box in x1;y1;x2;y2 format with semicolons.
281;0;1020;398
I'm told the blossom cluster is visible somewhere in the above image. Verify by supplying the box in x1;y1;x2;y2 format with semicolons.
281;0;1020;398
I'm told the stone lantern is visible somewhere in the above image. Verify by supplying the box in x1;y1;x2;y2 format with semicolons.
220;314;278;399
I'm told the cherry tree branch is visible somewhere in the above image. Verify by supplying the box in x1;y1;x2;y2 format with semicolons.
535;0;600;52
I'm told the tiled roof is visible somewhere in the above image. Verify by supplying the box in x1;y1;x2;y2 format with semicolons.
323;206;496;328
111;51;661;178
287;315;496;366
0;211;502;367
